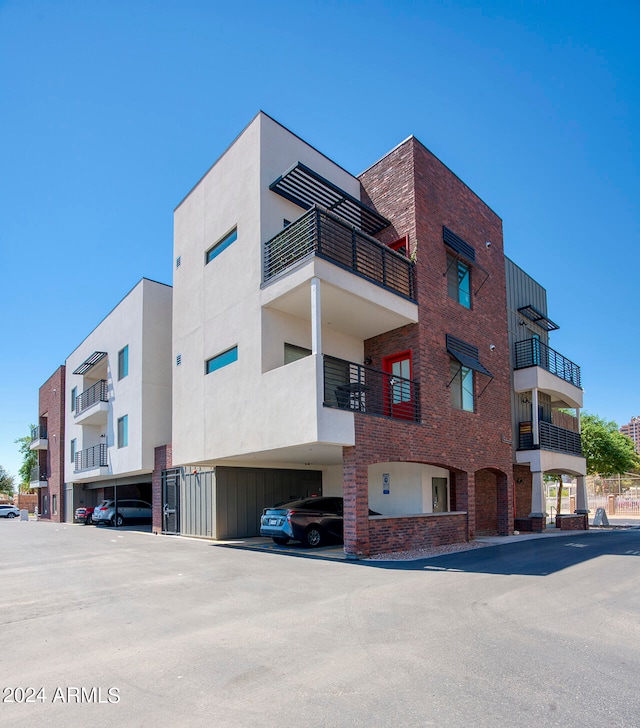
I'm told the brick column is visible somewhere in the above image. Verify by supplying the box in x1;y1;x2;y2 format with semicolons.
496;471;513;536
152;444;172;534
342;446;370;558
452;470;475;540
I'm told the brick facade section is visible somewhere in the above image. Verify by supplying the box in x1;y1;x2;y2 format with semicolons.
368;513;468;555
152;445;172;534
513;464;533;518
36;366;66;522
340;137;515;557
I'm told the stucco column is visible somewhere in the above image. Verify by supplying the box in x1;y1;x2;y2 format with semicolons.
311;277;321;355
529;471;545;517
575;475;589;514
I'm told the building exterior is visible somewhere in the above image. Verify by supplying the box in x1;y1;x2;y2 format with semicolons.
169;111;567;555
505;259;587;529
64;278;172;522
29;365;66;521
620;417;640;453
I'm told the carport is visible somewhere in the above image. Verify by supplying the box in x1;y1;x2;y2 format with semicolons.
161;466;322;539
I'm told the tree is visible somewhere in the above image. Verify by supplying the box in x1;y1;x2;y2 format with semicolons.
15;428;37;493
580;413;640;477
0;465;15;498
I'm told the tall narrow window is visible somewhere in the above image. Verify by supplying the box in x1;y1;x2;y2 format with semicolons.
70;438;76;464
206;346;238;374
71;387;77;412
118;345;129;380
117;415;128;448
450;360;474;412
206;227;237;264
447;253;471;308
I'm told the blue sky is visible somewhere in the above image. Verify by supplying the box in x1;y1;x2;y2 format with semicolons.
1;0;638;481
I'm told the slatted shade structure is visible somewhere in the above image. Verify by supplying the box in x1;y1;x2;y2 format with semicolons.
446;335;493;377
443;226;476;263
270;162;390;235
72;351;107;375
518;305;559;332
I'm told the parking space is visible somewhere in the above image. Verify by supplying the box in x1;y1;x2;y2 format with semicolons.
212;535;349;561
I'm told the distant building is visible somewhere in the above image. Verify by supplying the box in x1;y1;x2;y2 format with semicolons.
620;417;640;453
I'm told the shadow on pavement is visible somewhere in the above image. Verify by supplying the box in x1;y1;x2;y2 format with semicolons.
357;530;640;575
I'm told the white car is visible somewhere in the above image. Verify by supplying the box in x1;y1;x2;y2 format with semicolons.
91;499;152;527
0;505;20;519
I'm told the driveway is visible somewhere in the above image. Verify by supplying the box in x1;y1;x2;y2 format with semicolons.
1;520;639;727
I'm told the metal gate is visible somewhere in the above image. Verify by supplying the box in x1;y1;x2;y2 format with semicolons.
162;468;181;534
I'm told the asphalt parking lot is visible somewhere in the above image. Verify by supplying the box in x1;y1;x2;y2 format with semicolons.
1;519;639;727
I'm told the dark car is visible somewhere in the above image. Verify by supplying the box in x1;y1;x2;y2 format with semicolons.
74;506;95;525
260;496;379;548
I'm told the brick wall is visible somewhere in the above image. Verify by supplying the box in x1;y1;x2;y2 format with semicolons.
514;464;532;517
368;513;468;555
36;366;66;522
341;136;514;556
152;445;172;534
14;493;37;513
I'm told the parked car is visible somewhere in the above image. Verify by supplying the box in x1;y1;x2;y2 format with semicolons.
74;506;95;525
0;504;20;519
260;496;379;547
91;499;152;527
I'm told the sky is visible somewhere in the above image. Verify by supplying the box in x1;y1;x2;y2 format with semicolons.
1;0;638;482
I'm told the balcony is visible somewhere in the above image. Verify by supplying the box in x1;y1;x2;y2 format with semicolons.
74;380;109;425
29;466;47;488
518;421;582;456
30;425;48;451
74;443;108;472
323;355;420;422
513;339;583;409
264;207;416;302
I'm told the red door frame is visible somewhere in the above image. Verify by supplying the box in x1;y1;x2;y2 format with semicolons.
382;350;413;419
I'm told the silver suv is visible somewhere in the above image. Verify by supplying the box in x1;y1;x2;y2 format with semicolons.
92;499;152;527
0;505;20;519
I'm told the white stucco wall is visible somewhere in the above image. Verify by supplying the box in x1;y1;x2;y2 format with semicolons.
368;462;451;516
65;279;172;483
172;113;366;467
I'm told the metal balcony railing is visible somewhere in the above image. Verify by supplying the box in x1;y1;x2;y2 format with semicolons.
514;339;581;388
30;466;47;482
30;425;48;442
323;355;420;422
75;380;108;415
518;421;582;456
264;207;416;301
74;443;108;471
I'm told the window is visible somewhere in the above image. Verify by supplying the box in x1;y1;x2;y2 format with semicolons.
450;360;474;412
118;345;129;380
447;253;471;308
176;255;181;268
206;346;238;374
284;343;311;365
117;415;128;448
206;227;237;264
52;494;57;516
71;387;77;412
70;438;76;464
